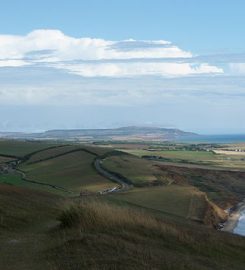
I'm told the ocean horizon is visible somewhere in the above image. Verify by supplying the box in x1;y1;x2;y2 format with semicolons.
177;134;245;144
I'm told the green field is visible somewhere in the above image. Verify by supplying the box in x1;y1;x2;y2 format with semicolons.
0;184;61;270
121;149;216;160
0;173;67;195
0;142;121;195
119;148;245;169
24;144;79;164
0;140;58;157
102;154;171;186
0;142;119;195
110;185;219;222
156;164;245;207
21;149;116;193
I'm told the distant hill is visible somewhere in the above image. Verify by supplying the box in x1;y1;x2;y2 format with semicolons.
0;126;198;141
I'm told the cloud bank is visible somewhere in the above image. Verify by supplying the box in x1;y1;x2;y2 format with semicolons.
0;29;223;77
0;30;245;133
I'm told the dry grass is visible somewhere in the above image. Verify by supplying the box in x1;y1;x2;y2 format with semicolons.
1;186;245;270
58;200;182;238
52;200;245;270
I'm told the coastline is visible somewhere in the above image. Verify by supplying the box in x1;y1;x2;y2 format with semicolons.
221;200;245;233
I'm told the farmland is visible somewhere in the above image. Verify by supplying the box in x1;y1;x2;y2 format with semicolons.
117;144;245;169
20;150;115;193
0;173;66;195
102;153;170;186
0;140;60;157
110;186;210;220
0;139;245;269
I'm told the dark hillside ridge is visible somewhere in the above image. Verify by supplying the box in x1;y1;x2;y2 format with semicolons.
0;126;198;141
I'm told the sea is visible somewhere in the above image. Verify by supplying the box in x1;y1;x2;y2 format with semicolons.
177;133;245;237
176;134;245;144
234;210;245;236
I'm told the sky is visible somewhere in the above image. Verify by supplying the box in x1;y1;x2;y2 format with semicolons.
0;0;245;134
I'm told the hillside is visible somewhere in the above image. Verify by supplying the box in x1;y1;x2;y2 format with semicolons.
0;126;197;141
0;186;245;270
0;140;245;269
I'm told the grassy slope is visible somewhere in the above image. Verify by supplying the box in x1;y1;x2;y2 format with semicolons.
0;184;62;270
157;164;245;208
0;140;58;157
1;186;245;270
102;154;170;186
0;142;118;195
0;140;245;269
50;200;245;270
25;144;79;164
100;152;245;225
102;151;245;209
20;150;116;193
109;185;226;226
110;186;205;219
0;173;67;195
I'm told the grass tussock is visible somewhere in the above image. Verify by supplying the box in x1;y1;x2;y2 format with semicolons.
58;200;184;239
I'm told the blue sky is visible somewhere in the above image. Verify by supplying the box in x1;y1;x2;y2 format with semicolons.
1;0;245;53
0;0;245;133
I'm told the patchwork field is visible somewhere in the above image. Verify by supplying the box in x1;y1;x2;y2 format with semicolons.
20;149;116;193
121;149;216;160
0;140;245;269
118;147;245;169
101;149;245;210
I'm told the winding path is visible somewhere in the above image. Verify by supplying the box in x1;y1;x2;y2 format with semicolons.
94;157;132;193
2;146;132;196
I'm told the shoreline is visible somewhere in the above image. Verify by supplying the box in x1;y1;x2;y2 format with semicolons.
221;200;245;233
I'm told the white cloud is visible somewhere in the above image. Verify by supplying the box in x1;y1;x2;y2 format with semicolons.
0;29;223;77
54;62;222;77
0;59;30;67
0;29;191;61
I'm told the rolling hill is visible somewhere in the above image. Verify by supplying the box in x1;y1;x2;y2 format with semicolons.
0;139;245;269
0;126;197;141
